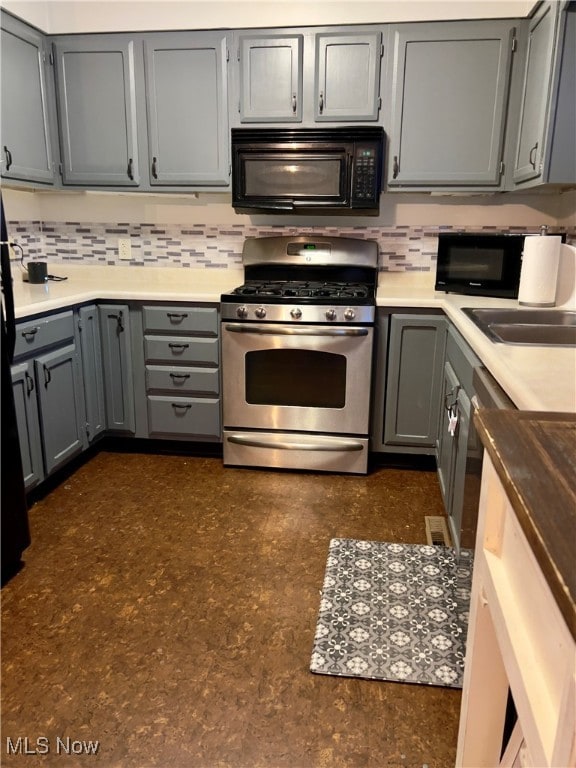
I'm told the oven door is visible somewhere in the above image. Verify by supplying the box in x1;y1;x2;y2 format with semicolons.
222;322;373;435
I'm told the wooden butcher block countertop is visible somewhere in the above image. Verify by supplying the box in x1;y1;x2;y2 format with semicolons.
475;409;576;640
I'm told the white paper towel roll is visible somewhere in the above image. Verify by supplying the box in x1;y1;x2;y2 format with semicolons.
518;235;562;307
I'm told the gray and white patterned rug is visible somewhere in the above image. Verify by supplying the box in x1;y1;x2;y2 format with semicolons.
310;538;473;689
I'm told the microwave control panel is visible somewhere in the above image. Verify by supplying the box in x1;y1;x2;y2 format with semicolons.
352;145;380;204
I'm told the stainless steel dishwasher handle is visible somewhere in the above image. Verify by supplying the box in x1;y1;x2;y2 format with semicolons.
224;324;369;337
227;434;364;452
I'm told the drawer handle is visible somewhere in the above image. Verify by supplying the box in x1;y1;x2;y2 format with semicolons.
169;373;191;381
43;364;51;387
22;327;39;339
166;312;189;322
168;343;189;351
529;141;538;170
25;371;35;395
171;403;191;411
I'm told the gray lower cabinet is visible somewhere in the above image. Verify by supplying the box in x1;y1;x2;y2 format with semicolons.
78;305;106;442
11;310;84;488
53;35;140;186
142;304;221;440
436;325;481;550
11;361;44;489
34;344;84;474
511;1;575;187
0;11;55;184
386;20;515;188
143;31;230;185
371;311;446;453
99;304;135;433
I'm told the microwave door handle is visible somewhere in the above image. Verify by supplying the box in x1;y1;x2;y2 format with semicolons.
258;202;295;211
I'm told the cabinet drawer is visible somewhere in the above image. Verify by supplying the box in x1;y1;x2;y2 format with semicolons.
147;396;221;438
146;365;219;396
142;306;218;335
14;311;74;359
144;336;219;365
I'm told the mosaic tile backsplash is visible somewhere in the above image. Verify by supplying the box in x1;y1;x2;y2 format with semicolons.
8;221;575;272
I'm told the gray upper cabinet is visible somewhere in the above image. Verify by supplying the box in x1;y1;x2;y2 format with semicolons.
237;33;303;122
511;1;575;187
386;20;515;187
234;27;383;125
0;12;55;184
143;32;230;185
314;31;382;121
53;35;140;186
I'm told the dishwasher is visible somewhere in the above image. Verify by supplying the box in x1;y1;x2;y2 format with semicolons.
459;366;515;552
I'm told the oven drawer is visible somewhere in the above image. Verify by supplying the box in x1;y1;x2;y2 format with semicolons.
144;336;219;365
142;306;218;335
147;396;220;438
145;365;219;396
223;431;369;474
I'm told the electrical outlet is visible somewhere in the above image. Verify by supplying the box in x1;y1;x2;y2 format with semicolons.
118;238;132;261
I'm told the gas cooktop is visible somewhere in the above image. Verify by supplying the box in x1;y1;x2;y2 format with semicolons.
225;279;374;304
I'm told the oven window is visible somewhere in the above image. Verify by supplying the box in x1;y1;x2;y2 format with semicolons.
245;349;346;408
446;247;505;281
243;158;342;198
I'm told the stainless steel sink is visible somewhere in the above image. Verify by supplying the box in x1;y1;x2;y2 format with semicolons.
462;308;576;347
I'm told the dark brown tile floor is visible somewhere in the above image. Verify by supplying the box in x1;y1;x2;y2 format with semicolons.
1;450;462;768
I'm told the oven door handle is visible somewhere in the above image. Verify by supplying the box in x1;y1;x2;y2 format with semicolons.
224;324;370;337
226;434;364;452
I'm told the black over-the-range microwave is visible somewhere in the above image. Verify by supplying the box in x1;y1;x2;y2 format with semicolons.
435;233;526;299
231;127;385;215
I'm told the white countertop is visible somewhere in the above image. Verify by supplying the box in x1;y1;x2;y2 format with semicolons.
10;264;576;414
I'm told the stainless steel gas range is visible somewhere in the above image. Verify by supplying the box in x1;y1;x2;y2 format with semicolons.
220;235;378;474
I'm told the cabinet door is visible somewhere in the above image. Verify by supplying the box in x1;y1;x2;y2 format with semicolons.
0;13;54;184
436;361;460;509
237;33;303;122
53;36;139;186
99;304;135;433
144;32;230;185
388;21;514;186
34;345;83;475
78;305;106;442
11;362;44;489
384;315;446;447
314;31;382;121
512;2;560;184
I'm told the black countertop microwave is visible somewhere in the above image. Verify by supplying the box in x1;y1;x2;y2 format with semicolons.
231;127;385;215
435;233;525;298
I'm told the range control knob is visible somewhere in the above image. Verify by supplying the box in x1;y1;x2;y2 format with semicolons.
290;307;302;320
344;307;356;321
255;306;267;319
325;309;337;321
236;305;248;319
